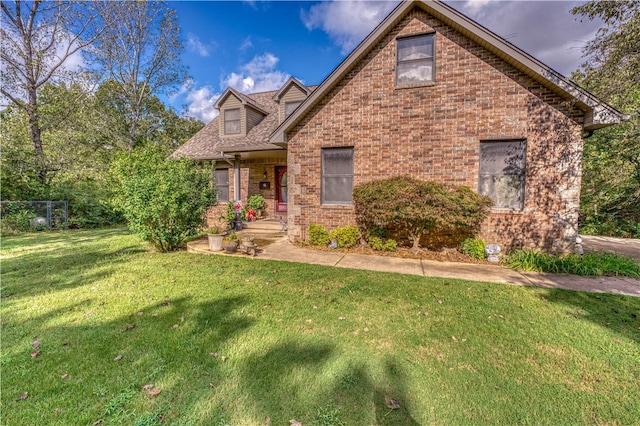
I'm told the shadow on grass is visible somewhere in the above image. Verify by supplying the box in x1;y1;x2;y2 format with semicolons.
237;341;420;424
542;289;640;344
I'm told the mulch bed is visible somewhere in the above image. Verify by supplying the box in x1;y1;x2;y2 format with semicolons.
294;241;495;265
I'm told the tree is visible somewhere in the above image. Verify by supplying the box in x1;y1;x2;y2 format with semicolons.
110;147;216;252
90;1;189;151
0;0;110;185
571;1;640;236
353;176;492;251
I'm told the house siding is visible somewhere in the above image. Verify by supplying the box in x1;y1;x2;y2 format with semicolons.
246;107;265;133
279;85;308;123
286;9;584;252
218;95;245;137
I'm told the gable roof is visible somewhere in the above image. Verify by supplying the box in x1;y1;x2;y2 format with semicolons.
272;77;312;102
173;90;281;161
270;0;627;144
213;87;269;115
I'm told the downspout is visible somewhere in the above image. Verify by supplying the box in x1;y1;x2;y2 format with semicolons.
234;154;241;203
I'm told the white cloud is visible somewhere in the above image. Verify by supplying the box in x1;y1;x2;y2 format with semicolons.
187;33;211;57
239;36;253;51
301;0;399;54
184;86;220;123
223;53;289;93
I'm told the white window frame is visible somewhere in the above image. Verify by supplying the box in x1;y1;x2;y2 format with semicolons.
224;108;240;135
396;33;435;86
478;140;526;210
321;147;354;205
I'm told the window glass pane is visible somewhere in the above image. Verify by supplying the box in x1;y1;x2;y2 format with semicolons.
322;176;354;204
479;175;523;209
322;147;354;204
479;141;526;209
225;120;240;134
397;61;433;84
214;169;229;185
398;36;433;61
225;109;240;120
479;141;525;175
284;101;302;118
217;186;229;203
323;149;354;175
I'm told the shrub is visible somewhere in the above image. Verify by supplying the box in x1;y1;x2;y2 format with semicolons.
246;194;265;212
365;228;397;251
383;238;398;251
308;223;331;246
461;237;486;260
330;225;360;248
353;176;492;250
111;147;216;252
503;249;640;278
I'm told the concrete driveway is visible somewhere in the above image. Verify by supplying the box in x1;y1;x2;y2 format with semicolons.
582;235;640;261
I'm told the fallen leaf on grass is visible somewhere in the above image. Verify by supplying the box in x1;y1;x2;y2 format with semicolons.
16;392;28;401
61;373;69;380
161;300;170;306
384;396;400;409
137;312;144;316
113;354;123;361
142;384;154;391
86;311;94;317
152;313;158;317
32;340;41;348
92;419;103;425
451;335;457;341
125;324;135;331
210;352;218;357
31;350;40;358
172;324;179;329
148;388;161;397
338;316;345;321
437;300;443;305
179;316;184;322
221;356;227;362
289;420;302;426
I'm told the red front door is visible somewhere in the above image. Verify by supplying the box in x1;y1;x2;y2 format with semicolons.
275;166;287;213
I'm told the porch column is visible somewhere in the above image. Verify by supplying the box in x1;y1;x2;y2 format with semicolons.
234;155;241;202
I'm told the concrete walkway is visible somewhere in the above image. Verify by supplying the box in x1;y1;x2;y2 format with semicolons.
188;235;640;297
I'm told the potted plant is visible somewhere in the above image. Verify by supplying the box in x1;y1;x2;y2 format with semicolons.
207;226;225;251
221;230;239;253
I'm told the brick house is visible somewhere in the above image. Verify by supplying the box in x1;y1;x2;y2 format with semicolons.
173;0;625;252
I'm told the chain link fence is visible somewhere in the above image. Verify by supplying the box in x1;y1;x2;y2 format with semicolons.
0;201;68;231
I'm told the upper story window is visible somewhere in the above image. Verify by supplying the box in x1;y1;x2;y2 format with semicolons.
478;140;526;210
284;101;302;119
396;34;435;86
224;108;240;135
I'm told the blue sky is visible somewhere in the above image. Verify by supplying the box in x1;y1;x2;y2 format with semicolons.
167;1;603;123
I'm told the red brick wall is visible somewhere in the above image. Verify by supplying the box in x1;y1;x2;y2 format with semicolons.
286;9;584;252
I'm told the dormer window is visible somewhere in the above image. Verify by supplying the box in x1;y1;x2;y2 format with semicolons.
396;33;435;86
224;108;241;135
284;101;302;119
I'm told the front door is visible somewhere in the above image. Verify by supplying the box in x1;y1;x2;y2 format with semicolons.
275;166;287;213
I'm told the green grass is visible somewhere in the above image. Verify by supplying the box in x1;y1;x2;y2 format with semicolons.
1;228;639;425
504;249;640;278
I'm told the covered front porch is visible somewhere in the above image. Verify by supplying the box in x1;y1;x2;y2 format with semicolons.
205;149;288;230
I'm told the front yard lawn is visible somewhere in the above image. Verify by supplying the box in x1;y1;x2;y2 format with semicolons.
1;228;639;425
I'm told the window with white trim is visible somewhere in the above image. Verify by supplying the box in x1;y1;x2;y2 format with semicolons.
322;147;354;205
214;169;230;202
396;34;435;86
224;108;240;134
478;140;526;209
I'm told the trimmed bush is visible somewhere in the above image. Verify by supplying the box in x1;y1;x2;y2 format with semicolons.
365;228;397;251
308;223;331;246
353;176;492;250
461;237;486;260
111;147;216;252
330;225;360;248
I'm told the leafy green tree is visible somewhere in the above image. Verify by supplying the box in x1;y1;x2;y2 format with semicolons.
111;147;216;252
571;1;640;236
90;1;189;151
0;0;110;185
353;176;492;250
